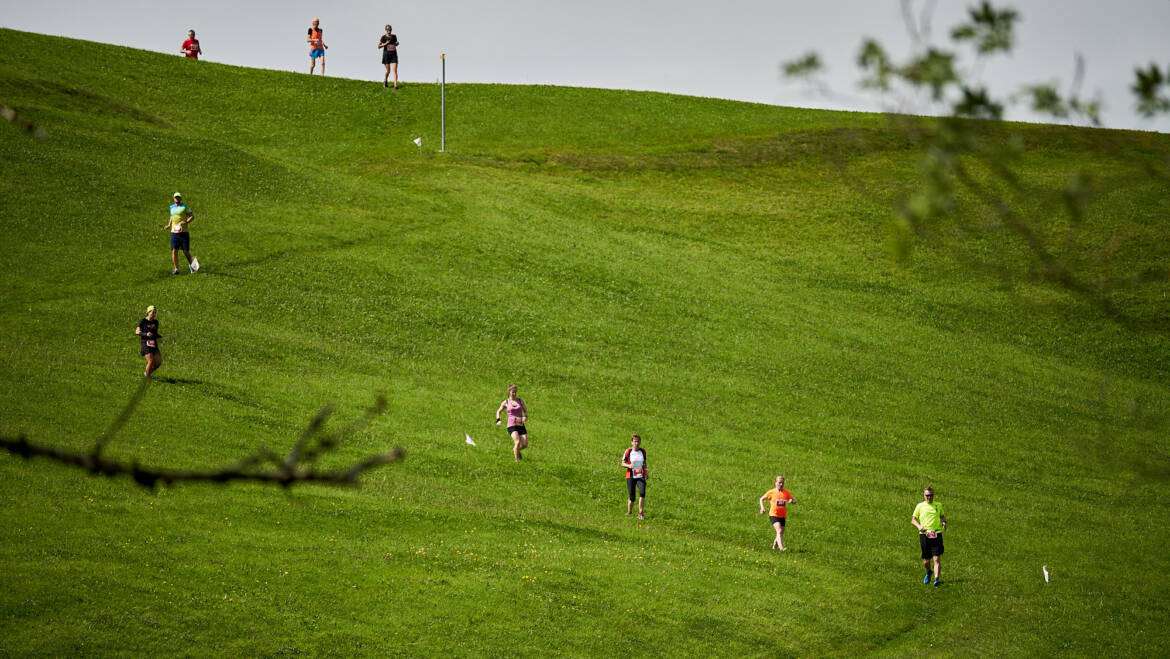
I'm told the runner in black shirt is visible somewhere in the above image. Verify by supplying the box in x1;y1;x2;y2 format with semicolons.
377;25;400;89
135;305;162;377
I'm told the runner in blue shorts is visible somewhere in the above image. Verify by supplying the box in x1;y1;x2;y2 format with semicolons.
307;18;328;76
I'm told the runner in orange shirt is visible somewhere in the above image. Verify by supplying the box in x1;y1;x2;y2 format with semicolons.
306;18;328;76
758;475;795;551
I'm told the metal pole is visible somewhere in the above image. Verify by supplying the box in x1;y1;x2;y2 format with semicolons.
440;54;446;152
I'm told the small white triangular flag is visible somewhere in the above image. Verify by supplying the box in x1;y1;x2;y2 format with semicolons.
190;256;200;272
413;137;422;147
464;433;476;446
1042;565;1049;582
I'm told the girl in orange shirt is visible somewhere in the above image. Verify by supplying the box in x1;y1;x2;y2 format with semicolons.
758;475;795;551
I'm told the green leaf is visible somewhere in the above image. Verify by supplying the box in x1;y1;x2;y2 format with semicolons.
857;39;894;91
900;49;959;100
782;52;824;79
953;86;1003;120
1131;63;1170;118
950;1;1019;55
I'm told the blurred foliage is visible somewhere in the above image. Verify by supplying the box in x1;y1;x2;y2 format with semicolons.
782;52;823;78
783;0;1169;325
1132;62;1170;118
950;1;1018;55
1;102;47;140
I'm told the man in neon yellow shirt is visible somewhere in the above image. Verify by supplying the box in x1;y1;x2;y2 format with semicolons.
164;192;196;274
912;486;947;587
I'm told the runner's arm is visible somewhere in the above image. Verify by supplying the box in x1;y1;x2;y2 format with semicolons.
495;400;506;424
759;493;769;513
939;514;946;532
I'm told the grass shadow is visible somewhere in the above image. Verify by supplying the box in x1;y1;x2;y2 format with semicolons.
151;376;204;385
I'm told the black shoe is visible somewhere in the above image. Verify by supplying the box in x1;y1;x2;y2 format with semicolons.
384;81;388;88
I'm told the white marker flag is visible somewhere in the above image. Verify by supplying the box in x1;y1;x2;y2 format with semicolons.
465;433;476;446
190;256;200;272
1042;565;1049;583
413;137;422;147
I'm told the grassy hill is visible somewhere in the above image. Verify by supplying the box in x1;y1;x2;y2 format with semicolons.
2;28;1169;656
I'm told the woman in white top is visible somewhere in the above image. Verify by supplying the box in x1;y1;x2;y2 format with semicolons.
621;434;648;518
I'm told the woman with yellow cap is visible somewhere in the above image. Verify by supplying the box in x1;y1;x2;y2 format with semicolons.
135;305;162;377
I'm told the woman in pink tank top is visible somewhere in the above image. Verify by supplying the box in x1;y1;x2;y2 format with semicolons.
495;384;529;461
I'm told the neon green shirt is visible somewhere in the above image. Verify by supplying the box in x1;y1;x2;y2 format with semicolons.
913;501;945;532
169;203;192;232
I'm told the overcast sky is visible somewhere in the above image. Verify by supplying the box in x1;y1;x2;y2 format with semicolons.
3;0;1167;132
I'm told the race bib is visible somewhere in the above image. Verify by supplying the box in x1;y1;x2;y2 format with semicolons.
925;530;938;539
146;339;156;348
632;468;645;478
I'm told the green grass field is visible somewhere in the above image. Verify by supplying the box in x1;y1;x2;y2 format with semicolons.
2;28;1169;656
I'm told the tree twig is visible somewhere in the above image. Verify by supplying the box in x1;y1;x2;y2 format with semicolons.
0;390;404;489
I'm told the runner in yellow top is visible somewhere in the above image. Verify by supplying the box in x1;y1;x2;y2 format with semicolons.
758;475;795;551
164;192;196;275
912;486;947;587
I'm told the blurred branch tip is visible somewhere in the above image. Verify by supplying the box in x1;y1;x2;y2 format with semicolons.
0;382;403;490
1;102;49;141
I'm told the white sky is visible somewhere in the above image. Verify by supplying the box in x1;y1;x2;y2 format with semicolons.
2;0;1167;132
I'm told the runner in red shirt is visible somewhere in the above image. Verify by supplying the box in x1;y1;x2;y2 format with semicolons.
181;30;202;60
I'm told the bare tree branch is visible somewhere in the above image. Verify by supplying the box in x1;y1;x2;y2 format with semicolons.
0;387;404;489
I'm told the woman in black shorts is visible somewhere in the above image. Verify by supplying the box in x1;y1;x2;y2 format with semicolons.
377;24;400;88
621;434;648;518
495;384;529;461
135;305;162;377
